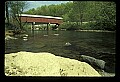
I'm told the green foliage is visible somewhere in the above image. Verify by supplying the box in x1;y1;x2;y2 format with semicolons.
24;8;36;15
6;1;28;30
73;1;88;23
82;21;107;30
82;22;96;30
59;22;80;30
23;1;116;31
9;1;27;15
94;2;116;31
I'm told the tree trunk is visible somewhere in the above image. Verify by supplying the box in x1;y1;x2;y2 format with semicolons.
80;13;83;28
5;2;9;24
19;16;22;30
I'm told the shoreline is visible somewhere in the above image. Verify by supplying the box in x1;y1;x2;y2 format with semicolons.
75;30;115;32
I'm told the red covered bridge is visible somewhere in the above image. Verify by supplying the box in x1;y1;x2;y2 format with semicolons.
18;14;63;30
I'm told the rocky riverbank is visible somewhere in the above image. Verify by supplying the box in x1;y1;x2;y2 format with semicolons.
5;51;101;76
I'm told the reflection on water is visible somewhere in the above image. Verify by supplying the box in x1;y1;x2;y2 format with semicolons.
5;30;116;73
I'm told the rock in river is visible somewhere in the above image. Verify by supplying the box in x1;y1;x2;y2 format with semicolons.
80;55;106;70
5;35;17;40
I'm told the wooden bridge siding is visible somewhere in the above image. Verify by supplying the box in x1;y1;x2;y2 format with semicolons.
20;17;62;24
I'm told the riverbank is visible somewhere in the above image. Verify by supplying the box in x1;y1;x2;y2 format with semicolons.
5;30;14;36
75;30;115;32
5;29;26;37
5;51;101;76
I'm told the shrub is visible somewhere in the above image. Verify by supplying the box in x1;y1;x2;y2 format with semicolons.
59;21;116;31
81;22;97;30
59;22;80;30
95;21;116;31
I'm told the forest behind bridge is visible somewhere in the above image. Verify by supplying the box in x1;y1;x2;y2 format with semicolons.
5;1;116;32
24;1;116;31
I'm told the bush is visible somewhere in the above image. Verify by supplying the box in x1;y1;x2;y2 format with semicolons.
82;22;97;30
95;21;116;31
82;20;116;31
59;21;116;31
59;22;80;30
5;23;19;30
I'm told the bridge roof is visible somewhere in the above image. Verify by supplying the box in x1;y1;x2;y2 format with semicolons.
17;14;63;20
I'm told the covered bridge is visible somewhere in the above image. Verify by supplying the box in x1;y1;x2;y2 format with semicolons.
18;14;63;30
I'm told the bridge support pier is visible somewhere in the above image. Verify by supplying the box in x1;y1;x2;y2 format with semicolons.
47;23;49;31
31;22;35;30
46;23;50;31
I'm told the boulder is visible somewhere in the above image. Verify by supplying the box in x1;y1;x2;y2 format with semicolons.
65;42;72;46
5;51;101;76
5;35;17;40
80;55;106;70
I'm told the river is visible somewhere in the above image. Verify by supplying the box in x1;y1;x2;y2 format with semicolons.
5;30;116;74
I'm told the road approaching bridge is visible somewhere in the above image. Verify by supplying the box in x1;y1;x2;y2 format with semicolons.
17;14;63;30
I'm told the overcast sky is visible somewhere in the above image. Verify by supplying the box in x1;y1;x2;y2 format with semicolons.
24;1;71;11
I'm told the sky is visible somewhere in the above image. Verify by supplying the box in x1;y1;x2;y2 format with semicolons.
24;1;71;11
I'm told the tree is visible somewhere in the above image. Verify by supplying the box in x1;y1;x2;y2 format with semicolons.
22;1;116;31
24;8;36;15
94;2;116;30
73;1;88;27
9;1;28;30
5;1;9;24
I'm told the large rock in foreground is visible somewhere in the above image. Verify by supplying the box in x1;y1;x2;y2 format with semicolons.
5;51;101;76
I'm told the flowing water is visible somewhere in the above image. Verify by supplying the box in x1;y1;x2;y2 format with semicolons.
5;30;116;74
